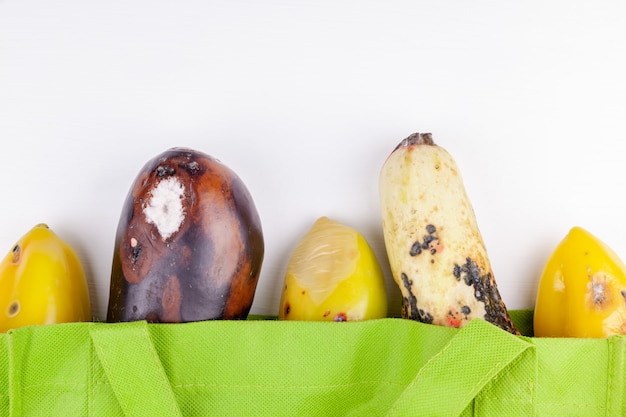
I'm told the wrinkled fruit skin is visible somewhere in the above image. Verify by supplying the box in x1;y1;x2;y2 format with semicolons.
278;216;388;322
0;224;91;332
107;147;264;323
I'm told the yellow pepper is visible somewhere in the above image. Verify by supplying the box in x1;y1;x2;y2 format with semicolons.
278;217;388;321
0;224;91;332
534;226;626;338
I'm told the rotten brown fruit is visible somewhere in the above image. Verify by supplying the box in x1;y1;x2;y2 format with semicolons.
107;147;264;323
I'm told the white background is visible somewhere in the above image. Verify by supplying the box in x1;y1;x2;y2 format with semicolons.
2;0;626;320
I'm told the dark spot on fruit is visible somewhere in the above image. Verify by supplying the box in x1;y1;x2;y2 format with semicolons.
461;305;471;316
181;161;202;175
418;309;433;324
401;272;433;324
334;313;348;322
453;258;517;334
11;245;20;263
131;242;142;265
447;308;463;327
284;303;291;316
132;305;138;313
323;310;331;317
7;301;19;317
301;290;306;295
453;264;461;280
156;165;176;178
410;225;441;257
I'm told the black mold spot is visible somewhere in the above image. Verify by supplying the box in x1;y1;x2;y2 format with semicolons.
418;309;433;324
131;243;142;265
453;257;517;334
453;264;461;280
181;161;203;176
401;272;433;324
410;225;440;257
410;241;422;256
156;165;176;178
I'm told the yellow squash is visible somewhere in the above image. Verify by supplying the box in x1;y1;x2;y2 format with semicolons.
0;224;91;332
278;217;388;321
534;226;626;338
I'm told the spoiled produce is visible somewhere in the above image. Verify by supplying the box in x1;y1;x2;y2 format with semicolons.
534;226;626;338
379;132;518;334
0;224;91;332
278;216;387;321
107;147;264;323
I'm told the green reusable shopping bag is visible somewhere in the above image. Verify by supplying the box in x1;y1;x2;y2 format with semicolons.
0;310;624;416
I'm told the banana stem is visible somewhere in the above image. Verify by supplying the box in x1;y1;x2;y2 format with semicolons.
395;133;434;151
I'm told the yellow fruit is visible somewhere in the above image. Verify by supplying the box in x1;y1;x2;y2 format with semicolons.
0;224;91;332
278;217;388;321
534;226;626;338
379;132;518;334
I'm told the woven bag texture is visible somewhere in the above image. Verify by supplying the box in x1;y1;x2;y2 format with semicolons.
0;310;623;416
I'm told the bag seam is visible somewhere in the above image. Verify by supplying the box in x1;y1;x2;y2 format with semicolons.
139;324;181;414
385;325;531;417
170;380;407;390
91;324;182;417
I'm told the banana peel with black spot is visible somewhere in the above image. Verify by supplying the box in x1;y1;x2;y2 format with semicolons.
379;133;518;335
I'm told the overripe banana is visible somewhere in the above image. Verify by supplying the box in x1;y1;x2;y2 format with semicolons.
379;132;518;334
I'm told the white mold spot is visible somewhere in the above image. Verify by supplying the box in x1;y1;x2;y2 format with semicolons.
143;177;186;241
591;281;606;304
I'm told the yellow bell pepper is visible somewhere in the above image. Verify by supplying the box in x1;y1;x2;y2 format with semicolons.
0;224;91;332
278;217;388;321
534;226;626;338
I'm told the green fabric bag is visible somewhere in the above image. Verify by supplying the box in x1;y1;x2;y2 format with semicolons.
0;310;623;416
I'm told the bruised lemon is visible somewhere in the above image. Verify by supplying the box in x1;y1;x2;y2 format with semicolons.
278;217;388;321
0;224;91;332
534;226;626;338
